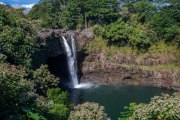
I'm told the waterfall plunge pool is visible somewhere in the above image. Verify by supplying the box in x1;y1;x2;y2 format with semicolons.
53;36;174;119
62;84;173;120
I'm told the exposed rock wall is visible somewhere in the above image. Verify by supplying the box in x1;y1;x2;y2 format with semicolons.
35;29;93;68
37;29;180;91
37;29;93;57
80;50;180;91
81;62;180;91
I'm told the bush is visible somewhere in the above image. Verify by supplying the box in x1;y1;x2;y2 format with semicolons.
128;24;156;51
131;93;180;120
0;53;7;63
93;24;105;37
69;102;110;120
119;93;180;120
0;63;70;120
33;65;59;94
0;63;38;119
47;88;70;106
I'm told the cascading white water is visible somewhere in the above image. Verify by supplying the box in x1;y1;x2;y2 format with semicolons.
71;36;78;77
61;36;79;87
61;36;94;89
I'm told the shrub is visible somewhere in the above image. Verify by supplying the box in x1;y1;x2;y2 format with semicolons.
0;63;37;119
0;53;7;63
93;24;105;37
131;93;180;120
33;65;59;94
119;93;180;120
69;102;110;120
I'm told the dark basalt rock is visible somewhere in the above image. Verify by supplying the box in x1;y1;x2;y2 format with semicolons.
37;29;94;57
36;29;180;91
81;61;180;91
34;29;93;76
81;51;180;91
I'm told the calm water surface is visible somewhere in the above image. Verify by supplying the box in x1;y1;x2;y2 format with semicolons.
62;83;173;120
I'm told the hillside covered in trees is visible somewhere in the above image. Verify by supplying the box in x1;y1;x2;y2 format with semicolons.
28;0;179;51
0;0;180;120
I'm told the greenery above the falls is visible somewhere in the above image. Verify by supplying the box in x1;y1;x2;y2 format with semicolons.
28;0;119;29
29;0;179;51
0;0;180;120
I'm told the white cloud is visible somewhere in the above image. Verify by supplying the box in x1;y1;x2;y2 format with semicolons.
21;4;35;9
0;2;6;5
12;3;35;9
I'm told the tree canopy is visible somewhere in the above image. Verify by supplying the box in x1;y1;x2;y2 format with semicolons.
28;0;119;29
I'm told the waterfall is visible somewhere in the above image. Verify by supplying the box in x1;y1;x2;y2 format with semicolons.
61;36;79;87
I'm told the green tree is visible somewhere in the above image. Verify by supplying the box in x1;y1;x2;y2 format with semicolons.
67;0;119;29
28;0;73;28
29;0;120;29
0;26;37;68
0;63;71;120
0;6;38;68
104;19;131;46
128;23;157;51
149;2;180;45
0;53;7;63
125;1;156;23
47;88;71;120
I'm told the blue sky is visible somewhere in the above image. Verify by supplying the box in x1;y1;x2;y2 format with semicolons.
1;0;39;5
0;0;40;8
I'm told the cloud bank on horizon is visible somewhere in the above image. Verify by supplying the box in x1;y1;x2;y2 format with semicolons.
0;0;40;9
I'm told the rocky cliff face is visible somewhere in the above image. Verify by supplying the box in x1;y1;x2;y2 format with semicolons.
35;29;93;68
81;62;180;91
80;50;180;91
37;29;180;91
37;29;93;57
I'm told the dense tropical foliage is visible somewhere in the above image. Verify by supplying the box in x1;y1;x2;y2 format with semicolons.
29;0;119;29
0;4;71;120
29;0;179;51
0;0;179;119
